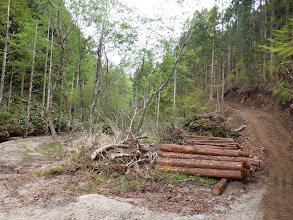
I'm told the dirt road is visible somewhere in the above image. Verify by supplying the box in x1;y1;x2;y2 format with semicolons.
227;102;293;220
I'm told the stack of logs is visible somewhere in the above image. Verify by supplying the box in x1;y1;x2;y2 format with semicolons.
156;135;261;195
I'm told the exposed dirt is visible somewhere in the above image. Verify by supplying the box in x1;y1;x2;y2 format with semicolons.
0;100;292;219
226;102;293;220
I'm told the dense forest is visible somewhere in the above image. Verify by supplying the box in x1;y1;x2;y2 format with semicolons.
0;0;292;139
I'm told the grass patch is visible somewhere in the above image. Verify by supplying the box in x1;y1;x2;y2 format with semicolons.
39;143;65;160
36;166;63;178
23;153;32;160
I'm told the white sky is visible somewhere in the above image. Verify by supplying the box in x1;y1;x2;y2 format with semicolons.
108;0;223;65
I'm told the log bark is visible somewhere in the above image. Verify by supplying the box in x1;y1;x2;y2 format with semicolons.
157;151;253;169
157;158;244;170
160;144;248;157
211;178;229;195
156;165;243;179
186;135;234;142
243;168;251;177
247;158;260;166
185;143;238;150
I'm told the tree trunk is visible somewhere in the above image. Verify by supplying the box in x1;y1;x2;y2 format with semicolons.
42;19;50;118
58;78;64;133
156;80;161;130
211;178;229;195
135;20;198;134
78;38;85;122
68;73;75;130
46;26;56;138
160;144;249;157
209;36;215;112
21;68;25;96
0;0;11;112
90;35;103;131
269;8;274;80
156;165;243;179
25;19;38;138
157;158;244;170
173;66;177;124
8;71;13;109
263;0;268;81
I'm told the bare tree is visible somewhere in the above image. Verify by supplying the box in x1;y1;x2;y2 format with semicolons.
136;20;198;134
24;20;39;138
41;19;51;118
89;35;103;131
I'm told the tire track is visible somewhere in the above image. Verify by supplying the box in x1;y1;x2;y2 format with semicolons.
228;102;293;220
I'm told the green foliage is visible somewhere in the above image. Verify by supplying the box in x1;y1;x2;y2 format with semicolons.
183;114;239;138
272;82;293;103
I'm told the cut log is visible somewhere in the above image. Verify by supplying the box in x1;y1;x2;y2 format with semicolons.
186;135;234;141
243;168;251;177
157;158;244;170
186;143;238;150
211;178;229;195
156;165;243;179
187;141;238;147
247;158;261;166
187;139;236;144
160;144;247;157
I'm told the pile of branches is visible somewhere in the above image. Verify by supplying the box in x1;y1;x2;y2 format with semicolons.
183;114;239;138
163;123;187;145
90;129;157;172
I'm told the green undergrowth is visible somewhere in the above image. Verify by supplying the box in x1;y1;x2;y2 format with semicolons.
183;114;239;138
69;168;218;195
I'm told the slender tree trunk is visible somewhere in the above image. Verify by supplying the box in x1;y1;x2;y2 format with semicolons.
58;78;64;133
156;73;161;131
209;36;215;112
0;0;11;112
221;54;225;113
78;59;85;122
136;20;198;134
173;67;176;124
21;68;25;96
90;35;103;131
68;73;75;129
263;0;268;81
270;8;274;80
42;19;50;118
8;71;13;109
46;26;57;138
25;19;38;138
185;71;188;118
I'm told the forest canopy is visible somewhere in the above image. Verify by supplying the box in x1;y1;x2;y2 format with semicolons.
0;0;292;139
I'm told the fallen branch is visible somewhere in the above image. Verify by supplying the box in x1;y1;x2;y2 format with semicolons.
110;153;133;160
91;144;129;160
234;125;246;132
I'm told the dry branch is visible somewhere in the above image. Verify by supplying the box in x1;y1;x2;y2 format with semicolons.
91;144;129;160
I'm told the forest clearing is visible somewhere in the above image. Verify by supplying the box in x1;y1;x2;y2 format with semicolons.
1;0;293;219
0;100;292;219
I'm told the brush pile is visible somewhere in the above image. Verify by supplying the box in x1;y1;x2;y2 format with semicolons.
90;129;156;172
